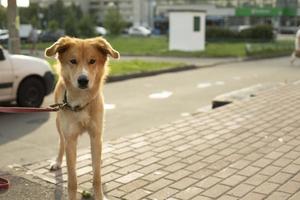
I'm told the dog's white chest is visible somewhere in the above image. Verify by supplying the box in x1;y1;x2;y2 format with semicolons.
77;110;90;127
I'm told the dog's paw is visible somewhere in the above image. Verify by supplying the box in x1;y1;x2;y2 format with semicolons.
49;162;61;171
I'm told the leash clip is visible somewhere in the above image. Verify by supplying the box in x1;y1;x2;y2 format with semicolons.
49;103;68;111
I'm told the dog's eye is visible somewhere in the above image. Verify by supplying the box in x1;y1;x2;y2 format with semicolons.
89;59;96;64
70;59;77;65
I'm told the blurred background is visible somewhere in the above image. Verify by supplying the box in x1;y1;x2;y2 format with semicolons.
0;0;299;49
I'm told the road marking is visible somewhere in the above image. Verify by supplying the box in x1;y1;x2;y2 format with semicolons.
104;104;116;110
215;81;225;85
181;112;191;117
197;82;211;88
149;91;172;99
233;76;241;80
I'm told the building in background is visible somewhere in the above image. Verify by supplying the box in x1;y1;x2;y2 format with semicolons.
30;0;155;28
29;0;300;34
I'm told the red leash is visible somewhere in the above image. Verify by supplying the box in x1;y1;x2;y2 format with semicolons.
0;177;9;190
0;103;65;113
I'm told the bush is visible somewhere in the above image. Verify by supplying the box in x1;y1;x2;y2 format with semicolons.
240;25;274;41
206;25;275;42
104;6;125;35
206;27;237;41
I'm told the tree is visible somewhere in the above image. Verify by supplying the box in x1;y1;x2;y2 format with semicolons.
0;6;6;28
78;15;96;38
48;20;59;32
104;6;125;35
64;12;79;37
47;0;65;28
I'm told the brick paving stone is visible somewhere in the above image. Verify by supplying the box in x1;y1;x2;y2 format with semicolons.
202;184;231;198
143;170;169;182
103;172;122;183
115;172;144;184
268;172;293;184
252;158;273;168
174;187;203;200
272;157;292;167
221;174;247;187
122;189;152;200
170;177;198;190
289;191;300;200
191;196;212;200
197;176;221;189
214;168;237;179
103;181;122;192
229;160;251;170
265;191;291;200
114;157;139;167
119;179;149;193
240;192;266;200
217;195;238;200
282;163;300;174
278;180;300;194
148;187;178;200
116;164;143;175
253;182;279;195
291;173;300;182
144;178;173;191
164;162;187;172
227;183;255;197
138;163;162;174
259;165;281;176
238;166;261;177
191;169;215;180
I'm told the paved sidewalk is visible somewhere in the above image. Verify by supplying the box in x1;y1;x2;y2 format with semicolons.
9;82;300;199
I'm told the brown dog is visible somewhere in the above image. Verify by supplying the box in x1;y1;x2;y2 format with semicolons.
45;36;119;200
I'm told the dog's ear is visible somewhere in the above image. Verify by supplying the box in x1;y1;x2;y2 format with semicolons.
45;36;73;57
92;37;120;59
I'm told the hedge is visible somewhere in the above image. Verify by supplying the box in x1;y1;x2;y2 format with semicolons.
206;25;274;42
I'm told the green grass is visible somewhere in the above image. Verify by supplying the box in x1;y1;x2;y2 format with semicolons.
25;36;293;59
109;60;183;76
246;40;293;57
47;59;183;78
107;36;246;57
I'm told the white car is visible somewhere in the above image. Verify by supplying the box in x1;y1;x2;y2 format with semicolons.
95;26;107;36
0;47;55;107
128;26;151;36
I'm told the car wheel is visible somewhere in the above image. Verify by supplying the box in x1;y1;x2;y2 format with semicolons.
17;77;45;107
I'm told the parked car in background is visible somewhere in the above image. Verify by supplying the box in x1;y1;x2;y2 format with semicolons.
95;26;107;36
19;24;33;41
0;47;55;107
39;30;64;42
128;26;151;36
0;29;8;44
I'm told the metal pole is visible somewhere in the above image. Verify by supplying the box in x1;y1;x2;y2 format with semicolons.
7;0;20;54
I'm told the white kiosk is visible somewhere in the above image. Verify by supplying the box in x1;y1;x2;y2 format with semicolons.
169;9;206;51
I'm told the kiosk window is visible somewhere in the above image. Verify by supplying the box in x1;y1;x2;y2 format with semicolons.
194;16;200;32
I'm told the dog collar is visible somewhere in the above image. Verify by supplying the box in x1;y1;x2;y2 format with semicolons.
62;90;90;112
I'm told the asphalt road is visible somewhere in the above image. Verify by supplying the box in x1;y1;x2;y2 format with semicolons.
1;56;300;167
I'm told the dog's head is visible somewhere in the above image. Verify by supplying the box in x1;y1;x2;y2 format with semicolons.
45;36;119;90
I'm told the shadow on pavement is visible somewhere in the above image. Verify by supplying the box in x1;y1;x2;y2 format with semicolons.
0;112;50;145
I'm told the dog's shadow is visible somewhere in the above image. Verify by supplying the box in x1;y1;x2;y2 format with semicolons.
53;169;99;200
53;169;65;200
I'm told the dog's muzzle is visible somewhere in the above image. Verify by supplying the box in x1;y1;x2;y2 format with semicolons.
77;75;89;89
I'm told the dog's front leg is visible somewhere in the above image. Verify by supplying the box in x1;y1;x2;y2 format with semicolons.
89;128;105;200
65;136;78;200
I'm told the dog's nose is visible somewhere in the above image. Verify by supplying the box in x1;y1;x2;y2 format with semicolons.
77;75;89;89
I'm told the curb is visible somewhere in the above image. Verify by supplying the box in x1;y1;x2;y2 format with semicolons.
212;83;284;109
243;52;291;61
